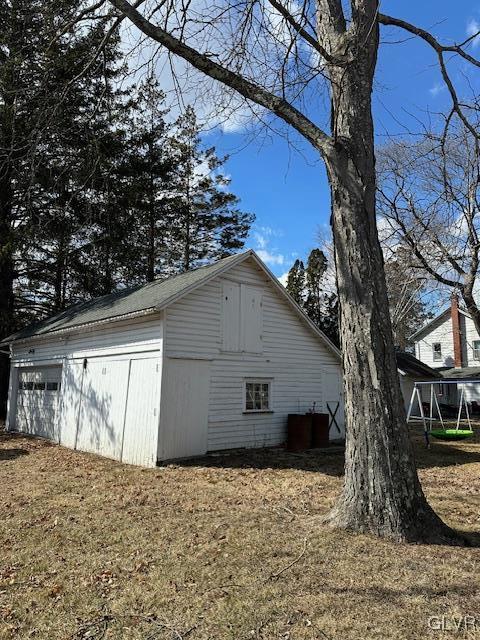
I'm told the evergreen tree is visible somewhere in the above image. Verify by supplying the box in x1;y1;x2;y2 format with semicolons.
286;259;305;305
304;248;328;325
285;249;339;345
119;76;176;284
319;293;339;347
0;0;89;412
168;107;253;271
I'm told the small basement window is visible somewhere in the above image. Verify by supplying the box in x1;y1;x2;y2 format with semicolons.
245;380;272;412
473;340;480;361
432;342;442;361
34;382;46;391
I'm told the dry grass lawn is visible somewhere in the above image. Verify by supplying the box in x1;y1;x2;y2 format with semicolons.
1;426;480;640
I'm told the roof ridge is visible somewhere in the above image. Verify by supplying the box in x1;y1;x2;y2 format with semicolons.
1;251;253;344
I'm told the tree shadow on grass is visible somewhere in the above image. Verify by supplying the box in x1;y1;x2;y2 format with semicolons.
176;438;480;476
0;447;29;461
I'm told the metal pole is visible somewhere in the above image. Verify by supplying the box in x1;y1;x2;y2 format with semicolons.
463;389;472;432
406;385;416;423
417;387;429;447
456;386;464;431
433;388;445;428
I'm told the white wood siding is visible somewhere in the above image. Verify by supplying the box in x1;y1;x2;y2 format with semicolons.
165;257;342;451
159;358;210;460
462;315;480;367
414;314;456;368
7;313;163;466
121;358;162;467
10;313;162;364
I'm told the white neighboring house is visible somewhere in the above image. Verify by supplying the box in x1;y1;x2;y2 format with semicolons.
1;250;344;467
411;295;480;405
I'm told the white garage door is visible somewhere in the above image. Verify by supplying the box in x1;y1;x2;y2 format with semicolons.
75;359;130;461
16;366;62;440
71;357;161;466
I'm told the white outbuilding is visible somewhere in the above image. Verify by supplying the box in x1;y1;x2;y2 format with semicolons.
2;250;344;466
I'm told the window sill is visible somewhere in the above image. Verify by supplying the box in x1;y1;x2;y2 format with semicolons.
243;410;274;414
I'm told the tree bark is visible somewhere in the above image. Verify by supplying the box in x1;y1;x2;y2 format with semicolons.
322;6;460;542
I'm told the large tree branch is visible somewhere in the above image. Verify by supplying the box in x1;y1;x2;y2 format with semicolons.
379;14;480;68
107;0;333;154
379;14;480;141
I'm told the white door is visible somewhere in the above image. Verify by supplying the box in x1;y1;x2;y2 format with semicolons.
75;359;130;460
324;369;345;437
160;358;210;460
121;358;161;467
16;366;62;440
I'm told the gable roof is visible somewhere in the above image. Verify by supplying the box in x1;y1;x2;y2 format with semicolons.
1;251;341;358
395;351;442;380
410;306;471;341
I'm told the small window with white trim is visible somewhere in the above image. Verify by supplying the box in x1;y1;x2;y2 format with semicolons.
245;380;272;412
473;340;480;361
432;343;442;361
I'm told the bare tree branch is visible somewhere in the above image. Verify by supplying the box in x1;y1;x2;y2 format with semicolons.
108;0;333;154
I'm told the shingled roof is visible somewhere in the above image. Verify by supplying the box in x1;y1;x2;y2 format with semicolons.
1;252;247;345
395;350;442;380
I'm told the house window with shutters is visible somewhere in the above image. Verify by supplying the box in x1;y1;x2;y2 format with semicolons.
221;281;263;353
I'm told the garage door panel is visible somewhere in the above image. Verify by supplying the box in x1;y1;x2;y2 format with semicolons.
16;366;62;440
122;358;160;467
75;359;130;460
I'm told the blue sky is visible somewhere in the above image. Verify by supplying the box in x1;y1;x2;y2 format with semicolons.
202;1;480;280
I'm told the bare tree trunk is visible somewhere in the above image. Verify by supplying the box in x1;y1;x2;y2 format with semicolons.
323;10;459;542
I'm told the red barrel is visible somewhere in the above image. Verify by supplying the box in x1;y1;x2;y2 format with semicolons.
287;414;312;451
311;413;329;448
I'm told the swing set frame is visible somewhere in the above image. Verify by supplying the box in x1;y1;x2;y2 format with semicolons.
406;380;476;446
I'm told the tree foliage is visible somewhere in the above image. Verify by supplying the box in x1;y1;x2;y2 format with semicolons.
286;249;339;345
0;2;253;414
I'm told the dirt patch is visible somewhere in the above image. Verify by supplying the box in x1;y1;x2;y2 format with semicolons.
0;427;479;639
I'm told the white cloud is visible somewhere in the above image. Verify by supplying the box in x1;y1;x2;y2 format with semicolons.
466;18;480;48
250;225;285;267
256;249;285;266
429;82;446;97
278;272;289;286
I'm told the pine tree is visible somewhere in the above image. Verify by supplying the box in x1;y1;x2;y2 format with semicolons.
286;259;305;305
304;249;329;326
168;107;254;272
285;249;339;345
0;0;89;412
119;76;176;284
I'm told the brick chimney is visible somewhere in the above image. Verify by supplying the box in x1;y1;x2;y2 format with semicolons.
451;293;463;368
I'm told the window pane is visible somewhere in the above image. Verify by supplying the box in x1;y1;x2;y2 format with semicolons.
254;386;262;410
46;382;59;391
24;381;34;391
245;381;270;410
260;384;269;410
34;382;45;391
246;383;254;410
